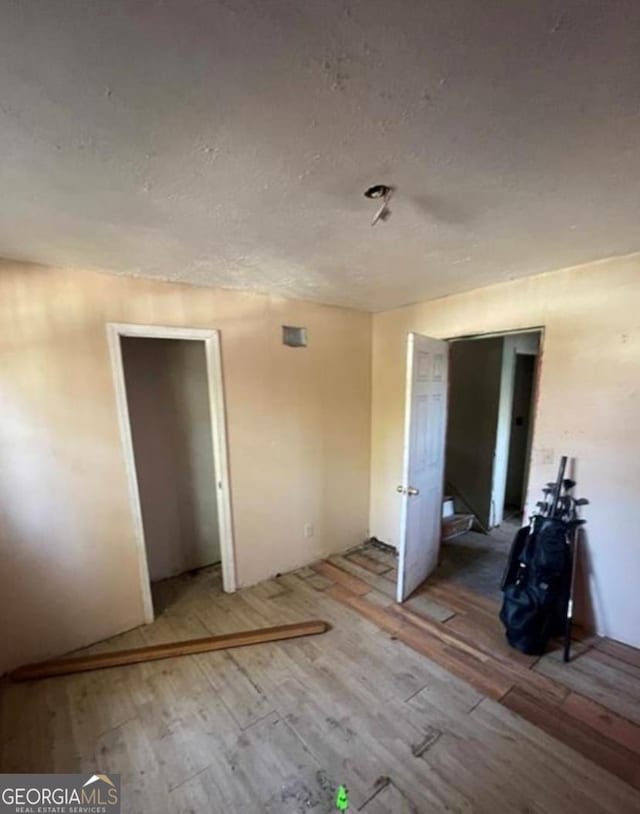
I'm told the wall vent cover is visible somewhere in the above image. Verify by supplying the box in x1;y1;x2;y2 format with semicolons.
282;325;307;348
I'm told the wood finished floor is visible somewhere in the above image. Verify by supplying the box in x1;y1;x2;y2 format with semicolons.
1;544;639;813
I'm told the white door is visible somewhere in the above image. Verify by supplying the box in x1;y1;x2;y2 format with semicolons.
397;333;449;602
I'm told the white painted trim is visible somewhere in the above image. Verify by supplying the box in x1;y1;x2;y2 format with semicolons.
107;322;237;624
396;332;415;602
204;333;237;594
107;324;154;623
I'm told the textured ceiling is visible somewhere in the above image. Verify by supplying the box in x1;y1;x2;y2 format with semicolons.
1;1;639;311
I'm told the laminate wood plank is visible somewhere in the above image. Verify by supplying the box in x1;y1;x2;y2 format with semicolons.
471;698;640;814
251;579;291;599
332;567;567;708
421;587;499;626
594;637;640;669
236;620;437;804
326;584;402;636
359;546;397;568
417;584;490;620
503;662;570;706
272;660;476;812
403;593;456;623
63;668;138;759
399;607;563;706
0;679;60;772
263;590;429;706
94;718;171;814
561;691;640;756
416;580;499;619
427;724;589;814
220;575;372;653
445;613;538;667
588;645;640;680
331;555;456;620
535;650;640;724
163;685;260;811
195;649;275;730
292;566;316;579
501;687;640;791
277;569;565;713
328;555;397;598
312;560;371;595
327;580;515;700
359;779;422;813
422;730;522;813
389;617;513;700
427;578;500;614
363;588;395;608
306;573;333;591
302;572;482;686
205;711;334;813
266;677;384;807
420;612;565;705
263;573;487;711
346;551;392;575
386;606;490;662
135;685;233;794
10;621;330;681
168;765;241;814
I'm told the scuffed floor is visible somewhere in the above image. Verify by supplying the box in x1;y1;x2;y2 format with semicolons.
438;515;520;600
2;547;639;812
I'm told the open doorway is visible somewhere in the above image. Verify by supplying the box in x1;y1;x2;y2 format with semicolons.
440;329;542;599
107;324;235;623
395;328;542;604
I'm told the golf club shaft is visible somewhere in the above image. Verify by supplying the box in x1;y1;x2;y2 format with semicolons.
563;524;580;662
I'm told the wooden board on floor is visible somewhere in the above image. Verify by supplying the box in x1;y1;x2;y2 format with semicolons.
10;621;330;681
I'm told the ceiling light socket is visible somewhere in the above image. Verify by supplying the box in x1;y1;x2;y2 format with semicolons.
364;184;394;225
364;184;392;199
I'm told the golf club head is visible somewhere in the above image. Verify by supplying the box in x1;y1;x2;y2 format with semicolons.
574;498;590;506
562;478;576;491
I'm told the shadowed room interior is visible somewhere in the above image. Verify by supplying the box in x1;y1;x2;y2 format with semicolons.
1;2;639;811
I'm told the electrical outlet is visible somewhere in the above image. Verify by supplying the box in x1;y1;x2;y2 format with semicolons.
304;523;314;539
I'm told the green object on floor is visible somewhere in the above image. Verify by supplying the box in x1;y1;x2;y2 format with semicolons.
335;785;349;811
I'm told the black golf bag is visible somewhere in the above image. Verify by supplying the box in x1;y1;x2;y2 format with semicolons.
499;515;572;655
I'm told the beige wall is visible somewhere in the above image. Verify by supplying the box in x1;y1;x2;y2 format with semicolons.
2;251;638;668
0;260;371;673
370;253;640;648
122;337;220;582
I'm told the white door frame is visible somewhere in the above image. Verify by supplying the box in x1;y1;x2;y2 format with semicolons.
446;326;544;526
107;322;236;623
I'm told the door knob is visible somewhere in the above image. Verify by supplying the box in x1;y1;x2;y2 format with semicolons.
397;485;420;496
